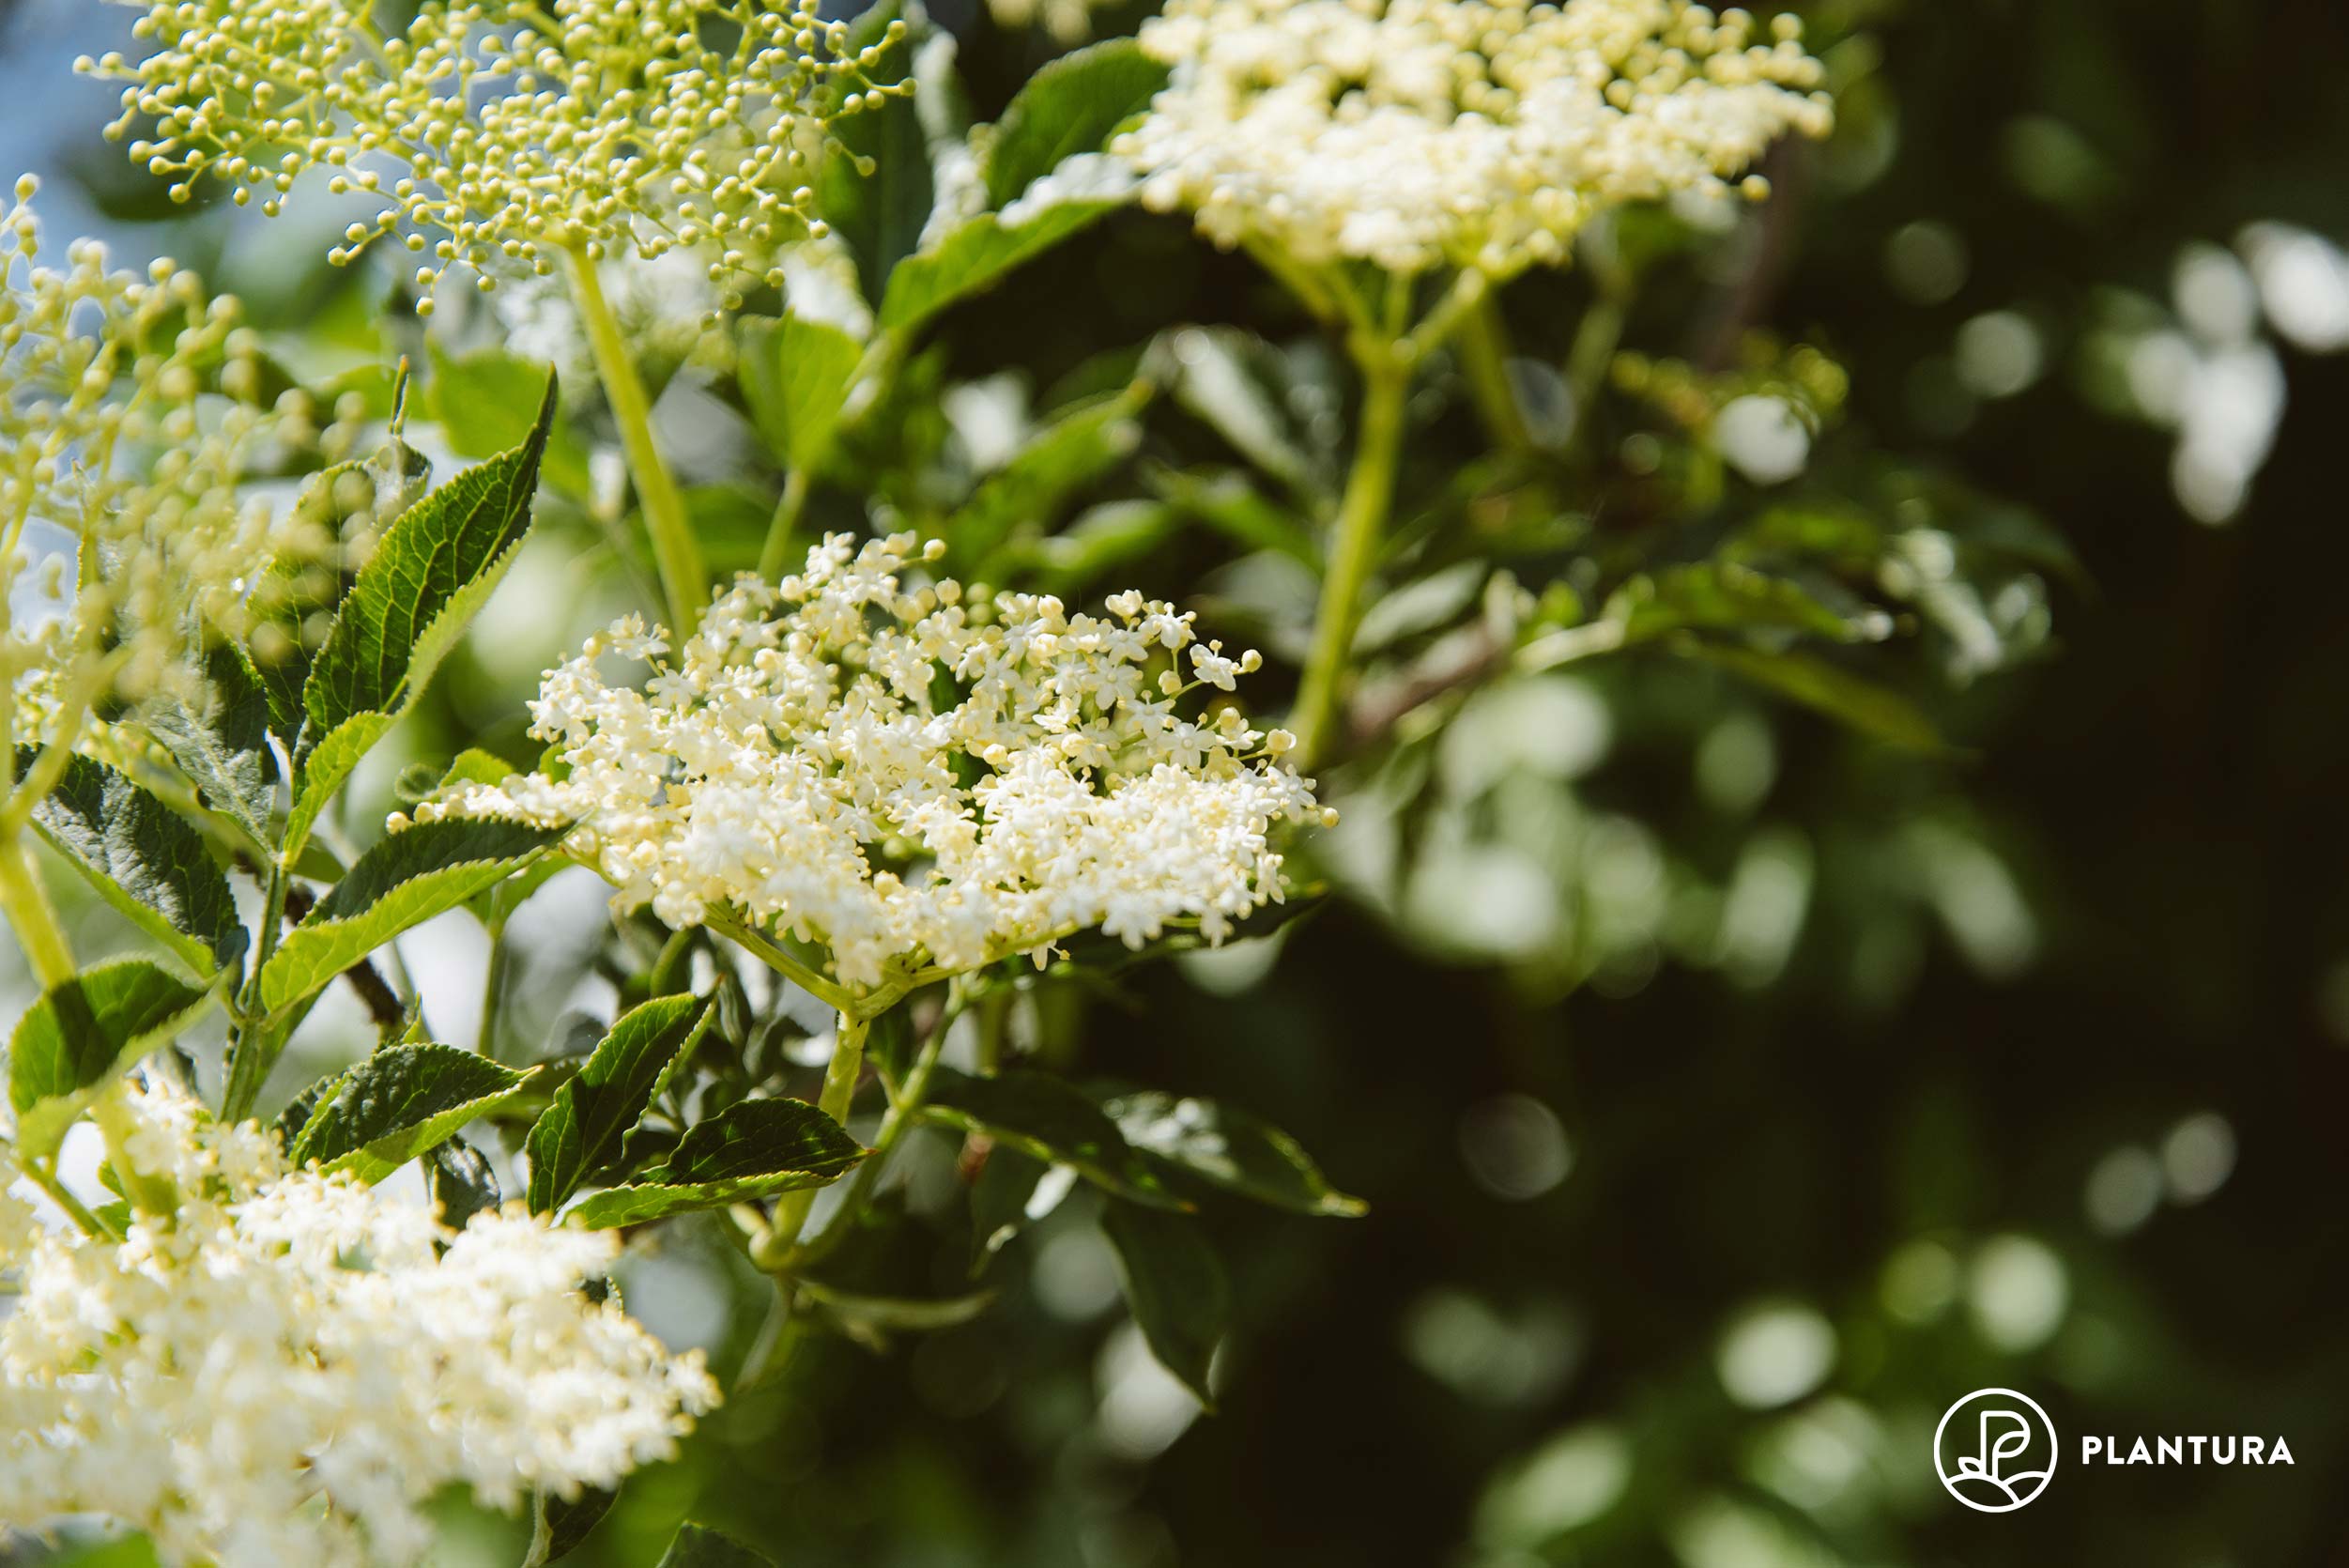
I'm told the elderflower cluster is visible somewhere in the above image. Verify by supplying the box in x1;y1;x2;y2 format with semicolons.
1;179;337;741
987;0;1125;46
1119;0;1835;277
0;1078;716;1568
81;0;909;308
408;533;1328;992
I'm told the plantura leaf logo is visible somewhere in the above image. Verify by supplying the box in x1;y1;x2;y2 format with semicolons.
1935;1389;2059;1512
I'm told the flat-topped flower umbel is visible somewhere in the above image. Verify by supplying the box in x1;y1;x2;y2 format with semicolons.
0;1079;715;1568
1120;0;1834;279
410;533;1329;996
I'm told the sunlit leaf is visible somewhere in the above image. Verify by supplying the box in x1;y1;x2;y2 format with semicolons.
289;1042;530;1184
921;1067;1183;1208
566;1099;865;1228
23;750;244;974
525;994;712;1214
8;961;214;1161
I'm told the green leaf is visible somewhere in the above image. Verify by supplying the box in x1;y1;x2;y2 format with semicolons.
655;1524;774;1568
920;1067;1183;1208
1162;327;1328;504
21;1527;161;1568
1145;469;1319;568
286;375;556;857
426;342;556;458
526;995;713;1215
255;457;377;743
1694;644;1948;754
1104;1091;1366;1218
1608;562;1881;646
740;311;866;474
23;750;245;974
271;1069;343;1150
425;342;591;494
288;1042;529;1183
944;384;1147;571
527;1485;616;1567
983;38;1168;208
1100;1199;1228;1407
968;1145;1069;1269
282;711;396;860
141;642;281;844
7;961;214;1160
999;500;1182;592
428;1137;503;1230
878;200;1121;335
256;818;566;1017
566;1099;866;1228
816;2;929;305
438;747;515;792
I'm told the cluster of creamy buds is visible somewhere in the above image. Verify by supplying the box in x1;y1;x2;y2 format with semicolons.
1119;0;1834;278
406;533;1331;992
1;177;344;742
81;0;910;309
0;1078;716;1568
986;0;1123;46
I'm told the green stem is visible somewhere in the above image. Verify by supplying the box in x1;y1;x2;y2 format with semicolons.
974;987;1007;1077
91;1083;177;1219
755;1007;869;1269
704;907;856;1015
732;1286;810;1392
1456;287;1535;453
1564;248;1635;463
566;241;705;635
789;1014;948;1270
478;917;510;1060
25;1161;115;1239
646;924;693;998
1291;347;1412;766
1241;237;1349;330
223;864;295;1120
755;467;809;583
0;835;75;989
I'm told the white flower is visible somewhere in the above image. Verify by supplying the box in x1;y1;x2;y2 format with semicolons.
1118;0;1834;278
414;533;1329;992
0;1080;716;1568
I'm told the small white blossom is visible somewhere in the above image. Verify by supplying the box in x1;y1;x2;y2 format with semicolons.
1119;0;1834;278
0;1080;716;1568
415;534;1328;992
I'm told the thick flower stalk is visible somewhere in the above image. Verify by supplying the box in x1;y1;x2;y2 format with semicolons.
1120;0;1833;281
0;1079;716;1568
410;532;1329;1003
